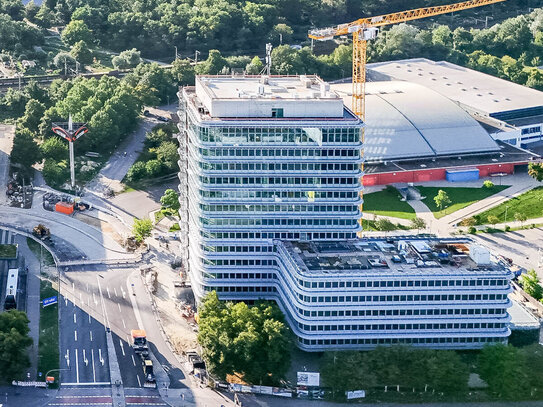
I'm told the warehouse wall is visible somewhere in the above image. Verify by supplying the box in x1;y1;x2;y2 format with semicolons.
363;163;517;186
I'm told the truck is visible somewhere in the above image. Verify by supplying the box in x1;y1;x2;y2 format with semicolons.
142;357;156;388
130;329;148;355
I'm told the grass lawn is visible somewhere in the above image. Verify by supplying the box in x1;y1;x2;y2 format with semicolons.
473;186;543;225
363;187;416;220
361;218;411;232
27;238;55;268
154;208;177;223
419;185;509;219
38;280;59;387
0;244;17;259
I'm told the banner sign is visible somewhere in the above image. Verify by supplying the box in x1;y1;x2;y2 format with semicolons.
297;372;320;387
346;390;366;399
42;296;58;307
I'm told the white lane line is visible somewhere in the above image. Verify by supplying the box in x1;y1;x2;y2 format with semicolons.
87;296;90;307
73;313;76;324
99;348;104;366
65;349;70;368
83;349;88;366
127;278;144;330
122;319;126;329
96;275;110;328
75;348;79;383
114;287;118;297
119;340;125;356
91;349;96;382
74;330;77;341
72;282;74;291
79;292;82;305
88;314;91;324
118;303;122;313
131;354;136;366
107;287;111;299
121;287;126;299
90;331;93;342
65;297;68;306
93;292;97;306
137;375;141;387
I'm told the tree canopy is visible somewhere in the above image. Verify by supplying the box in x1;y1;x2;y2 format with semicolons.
160;188;180;211
0;310;33;380
198;291;291;385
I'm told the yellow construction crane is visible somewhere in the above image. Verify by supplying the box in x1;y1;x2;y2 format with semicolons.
308;0;505;119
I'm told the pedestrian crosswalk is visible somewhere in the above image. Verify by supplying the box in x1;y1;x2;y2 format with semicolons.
0;229;14;245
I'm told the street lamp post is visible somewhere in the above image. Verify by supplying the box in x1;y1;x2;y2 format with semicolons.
52;115;88;192
504;205;509;224
194;50;200;64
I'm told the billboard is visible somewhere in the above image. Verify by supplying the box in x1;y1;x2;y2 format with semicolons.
346;390;366;399
297;372;320;387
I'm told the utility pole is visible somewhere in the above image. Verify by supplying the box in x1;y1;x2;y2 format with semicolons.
52;115;88;191
485;15;493;28
175;46;178;61
265;43;272;76
195;50;200;64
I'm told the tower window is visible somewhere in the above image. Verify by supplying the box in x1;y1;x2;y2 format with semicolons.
271;108;284;118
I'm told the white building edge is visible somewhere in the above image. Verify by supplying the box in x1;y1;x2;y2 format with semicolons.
176;74;513;351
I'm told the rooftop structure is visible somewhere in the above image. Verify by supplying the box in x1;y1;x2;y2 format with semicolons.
368;58;543;121
194;75;346;119
331;81;499;161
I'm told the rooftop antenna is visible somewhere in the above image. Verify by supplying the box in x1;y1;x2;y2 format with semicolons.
52;114;88;192
265;43;272;76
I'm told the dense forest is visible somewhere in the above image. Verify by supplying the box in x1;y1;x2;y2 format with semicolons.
1;0;541;59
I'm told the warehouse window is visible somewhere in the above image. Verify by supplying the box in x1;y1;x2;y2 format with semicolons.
271;108;284;118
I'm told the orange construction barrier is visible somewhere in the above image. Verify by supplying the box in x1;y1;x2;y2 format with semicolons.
55;201;74;215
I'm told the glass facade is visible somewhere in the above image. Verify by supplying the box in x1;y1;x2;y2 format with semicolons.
177;82;512;351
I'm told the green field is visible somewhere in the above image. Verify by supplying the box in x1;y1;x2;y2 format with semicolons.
0;244;17;259
27;238;55;267
418;185;509;219
363;187;417;220
37;280;59;387
473;186;543;225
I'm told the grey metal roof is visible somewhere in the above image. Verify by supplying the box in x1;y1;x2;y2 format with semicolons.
367;58;543;119
331;81;500;162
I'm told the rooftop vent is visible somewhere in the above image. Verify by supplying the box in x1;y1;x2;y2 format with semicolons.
456;81;463;84
492;158;498;162
420;164;427;168
407;69;412;72
446;83;451;86
442;76;448;79
461;88;467;91
505;97;511;101
472;86;478;90
477;94;483;96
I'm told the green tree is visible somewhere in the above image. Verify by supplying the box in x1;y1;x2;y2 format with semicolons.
132;218;153;242
171;58;195;85
42;158;69;188
375;218;396;233
195;50;228;75
53;52;76;74
410;217;426;233
198;291;291;384
18;99;46;133
434;190;451;211
0;310;33;380
61;20;93;46
487;215;500;225
126;161;147;181
10;128;41;169
514;212;527;226
245;56;263;75
529;163;543;182
270;23;293;44
70;40;93;66
520;269;542;300
483;180;494;188
160;188;180;211
460;217;477;227
478;344;530;399
145;159;162;177
111;48;142;69
40;137;68;161
156;141;178;170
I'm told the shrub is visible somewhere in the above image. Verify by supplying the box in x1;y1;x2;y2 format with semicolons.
468;226;477;234
505;225;511;232
483;180;494;188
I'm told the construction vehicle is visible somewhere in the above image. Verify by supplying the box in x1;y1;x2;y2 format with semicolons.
33;224;50;240
142;357;157;388
130;329;149;355
308;0;505;228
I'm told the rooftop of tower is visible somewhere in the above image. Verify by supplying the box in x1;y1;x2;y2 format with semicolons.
186;75;356;120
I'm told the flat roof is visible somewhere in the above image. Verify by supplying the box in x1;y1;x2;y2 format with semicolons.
508;300;540;328
365;141;538;174
367;58;543;120
282;238;509;277
196;75;339;101
331;81;499;161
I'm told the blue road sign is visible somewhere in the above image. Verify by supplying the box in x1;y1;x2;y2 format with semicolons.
42;296;58;307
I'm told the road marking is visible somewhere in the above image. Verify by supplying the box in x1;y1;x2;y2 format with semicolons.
58;382;110;386
65;349;70;368
107;287;111;299
137;375;141;387
127;278;145;330
96;275;110;328
90;331;93;342
65;297;68;306
114;287;118;297
122;319;126;329
93;292;97;306
72;282;74;291
119;340;125;356
87;296;90;307
83;349;88;366
91;349;96;382
88;314;91;324
99;349;104;366
74;330;77;341
75;348;79;383
131;354;136;366
118;303;122;313
73;313;77;324
121;287;126;299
